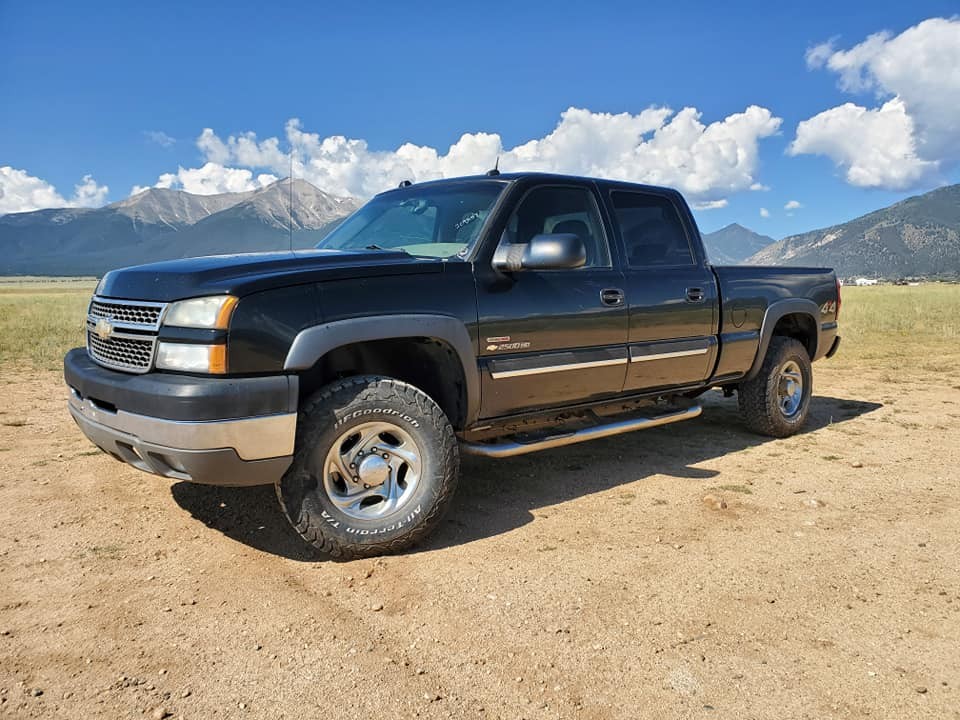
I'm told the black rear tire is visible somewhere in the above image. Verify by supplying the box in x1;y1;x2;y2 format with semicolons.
276;375;459;560
737;337;812;438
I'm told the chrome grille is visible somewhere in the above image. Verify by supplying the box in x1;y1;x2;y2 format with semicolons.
86;296;166;373
86;323;157;373
89;297;166;331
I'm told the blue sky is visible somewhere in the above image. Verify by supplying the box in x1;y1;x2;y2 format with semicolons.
1;0;958;238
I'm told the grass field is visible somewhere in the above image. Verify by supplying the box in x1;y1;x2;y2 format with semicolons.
0;280;958;372
831;283;960;375
0;279;96;369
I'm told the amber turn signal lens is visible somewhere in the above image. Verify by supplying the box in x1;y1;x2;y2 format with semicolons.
215;296;239;330
208;344;228;374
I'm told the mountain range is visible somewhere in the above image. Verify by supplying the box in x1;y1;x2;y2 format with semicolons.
701;223;774;264
0;179;360;276
746;184;960;277
1;179;959;277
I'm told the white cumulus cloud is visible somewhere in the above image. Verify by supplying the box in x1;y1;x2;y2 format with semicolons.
133;105;782;204
784;200;802;210
791;99;935;189
759;207;770;218
0;166;109;215
131;162;278;196
790;17;960;189
71;174;110;207
691;199;728;210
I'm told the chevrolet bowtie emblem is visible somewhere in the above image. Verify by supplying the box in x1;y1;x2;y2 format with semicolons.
94;318;114;340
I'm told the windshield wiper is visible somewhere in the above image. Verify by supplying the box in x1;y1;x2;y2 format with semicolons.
364;243;408;253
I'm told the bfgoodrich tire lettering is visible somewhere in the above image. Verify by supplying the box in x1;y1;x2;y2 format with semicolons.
276;375;459;559
737;336;813;438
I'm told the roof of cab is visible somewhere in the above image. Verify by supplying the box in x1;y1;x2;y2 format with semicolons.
375;172;680;197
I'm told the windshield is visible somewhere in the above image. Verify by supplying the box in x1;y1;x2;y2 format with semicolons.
316;181;505;258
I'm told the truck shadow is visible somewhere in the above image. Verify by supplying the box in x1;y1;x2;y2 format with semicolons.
169;392;881;562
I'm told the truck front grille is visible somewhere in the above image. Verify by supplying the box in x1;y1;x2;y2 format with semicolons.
86;323;157;373
89;297;166;331
86;296;167;373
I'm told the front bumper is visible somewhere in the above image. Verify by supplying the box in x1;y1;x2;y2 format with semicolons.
64;348;298;486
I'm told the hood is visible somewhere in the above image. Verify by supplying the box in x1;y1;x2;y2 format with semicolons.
96;249;443;301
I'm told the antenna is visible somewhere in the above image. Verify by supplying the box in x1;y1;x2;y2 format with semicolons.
288;146;294;252
486;156;500;177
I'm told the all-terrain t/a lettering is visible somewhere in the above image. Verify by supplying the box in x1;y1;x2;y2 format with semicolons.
335;408;420;429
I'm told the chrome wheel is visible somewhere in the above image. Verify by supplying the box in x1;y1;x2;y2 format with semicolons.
777;360;804;418
322;421;422;520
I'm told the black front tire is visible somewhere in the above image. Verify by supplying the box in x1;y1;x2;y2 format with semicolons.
737;337;812;438
276;375;459;560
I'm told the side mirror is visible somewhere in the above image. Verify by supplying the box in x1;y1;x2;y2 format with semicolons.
493;233;587;272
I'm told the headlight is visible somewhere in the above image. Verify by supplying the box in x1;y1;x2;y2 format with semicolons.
156;343;227;374
163;296;237;329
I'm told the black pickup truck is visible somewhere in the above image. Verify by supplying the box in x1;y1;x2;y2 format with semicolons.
64;172;841;558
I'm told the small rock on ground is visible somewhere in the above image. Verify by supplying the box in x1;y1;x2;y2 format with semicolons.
702;494;727;510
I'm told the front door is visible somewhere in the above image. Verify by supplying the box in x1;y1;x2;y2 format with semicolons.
476;183;628;418
607;189;719;392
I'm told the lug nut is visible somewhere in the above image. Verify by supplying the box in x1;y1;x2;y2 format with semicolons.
352;476;360;483
382;453;389;459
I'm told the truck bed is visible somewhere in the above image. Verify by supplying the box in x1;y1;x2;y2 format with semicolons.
710;264;839;381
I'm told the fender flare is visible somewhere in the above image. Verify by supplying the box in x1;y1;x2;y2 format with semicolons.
743;298;820;382
283;314;480;425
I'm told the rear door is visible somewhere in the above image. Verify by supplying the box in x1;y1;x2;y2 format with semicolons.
607;188;719;392
475;182;628;418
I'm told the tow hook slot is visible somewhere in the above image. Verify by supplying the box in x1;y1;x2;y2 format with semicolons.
88;397;118;414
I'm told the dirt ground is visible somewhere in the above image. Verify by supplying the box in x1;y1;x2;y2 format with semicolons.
1;362;958;720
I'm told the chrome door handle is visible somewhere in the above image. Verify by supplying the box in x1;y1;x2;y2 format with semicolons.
600;288;625;307
686;287;705;303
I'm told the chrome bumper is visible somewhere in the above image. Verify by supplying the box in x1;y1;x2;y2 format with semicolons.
69;389;295;460
68;389;296;486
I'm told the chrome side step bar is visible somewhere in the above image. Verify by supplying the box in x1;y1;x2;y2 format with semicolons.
460;405;702;459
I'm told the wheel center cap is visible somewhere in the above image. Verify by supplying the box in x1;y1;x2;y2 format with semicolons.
357;454;390;487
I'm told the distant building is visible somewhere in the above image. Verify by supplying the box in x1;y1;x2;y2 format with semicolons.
855;277;879;286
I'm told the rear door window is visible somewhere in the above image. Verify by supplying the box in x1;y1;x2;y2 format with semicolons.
611;191;695;267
